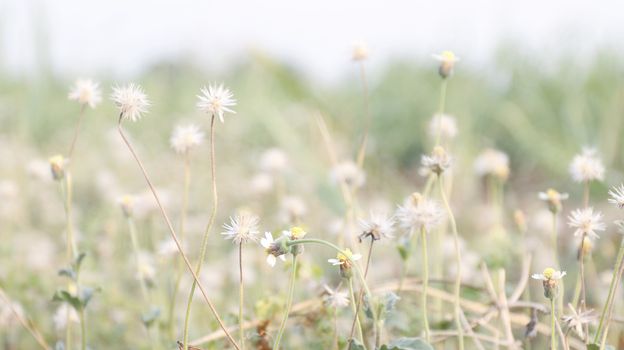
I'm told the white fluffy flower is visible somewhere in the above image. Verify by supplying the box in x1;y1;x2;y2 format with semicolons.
568;207;606;240
279;196;307;223
111;84;150;122
323;285;350;308
474;148;509;180
352;41;369;61
260;148;289;173
331;161;366;188
569;148;605;183
260;232;287;267
221;213;260;244
428;113;458;140
68;79;102;108
249;173;274;194
170;124;204;154
421;146;452;175
608;184;624;208
358;212;395;240
396;194;445;233
196;84;236;123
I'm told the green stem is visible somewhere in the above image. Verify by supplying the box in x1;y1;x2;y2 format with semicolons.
183;114;218;350
239;242;245;350
420;226;430;342
128;217;150;302
551;298;557;350
273;255;298;350
79;308;86;350
434;79;448;147
59;175;77;350
348;279;364;344
594;237;624;344
437;175;464;350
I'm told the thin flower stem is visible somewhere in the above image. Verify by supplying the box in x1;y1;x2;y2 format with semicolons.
347;238;375;348
127;217;150;302
0;287;50;350
58;174;78;350
437;174;464;350
117;120;240;350
594;236;624;344
79;308;86;350
550;298;557;350
551;213;564;316
434;79;448;147
348;278;365;344
273;255;298;350
421;226;430;342
239;242;245;350
183;114;220;350
583;181;589;209
356;61;371;168
168;153;191;340
67;104;86;160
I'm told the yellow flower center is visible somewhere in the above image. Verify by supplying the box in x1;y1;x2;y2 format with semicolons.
441;51;456;62
337;248;354;261
543;267;555;279
290;226;306;239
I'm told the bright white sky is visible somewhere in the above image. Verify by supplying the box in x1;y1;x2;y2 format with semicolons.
1;0;622;81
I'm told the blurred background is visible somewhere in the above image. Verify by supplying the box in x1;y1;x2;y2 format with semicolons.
1;0;624;348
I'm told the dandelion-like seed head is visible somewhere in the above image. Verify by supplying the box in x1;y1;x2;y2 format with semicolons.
396;193;445;233
68;79;102;108
331;160;366;189
538;188;569;214
474;148;510;181
322;285;350;308
196;83;236;123
352;41;369;61
358;212;395;242
170;124;204;155
221;213;260;244
111;84;150;122
432;50;460;78
568;207;605;240
608;184;624;208
49;154;67;181
561;303;596;339
569;148;605;183
421;146;452;175
428;113;458;140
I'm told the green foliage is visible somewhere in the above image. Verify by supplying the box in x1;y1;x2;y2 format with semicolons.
380;337;433;350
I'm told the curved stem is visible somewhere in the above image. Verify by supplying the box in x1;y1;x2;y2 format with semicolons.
68;105;86;160
117;119;239;350
421;226;430;342
273;255;298;349
437;175;464;350
550;298;557;350
128;217;150;302
182;114;220;350
434;79;448;147
239;242;245;350
594;237;624;344
348;239;375;348
348;279;364;344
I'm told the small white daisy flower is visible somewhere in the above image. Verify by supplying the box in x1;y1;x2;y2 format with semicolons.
170;124;204;154
68;79;102;108
396;193;445;233
196;83;236;123
608;184;624;208
568;207;606;240
322;285;350;308
352;41;369;61
531;267;566;281
327;248;362;266
428;113;458;140
569;148;605;183
358;212;395;241
538;188;569;213
474;148;510;180
260;232;287;267
331;160;366;188
432;51;460;78
221;213;260;244
111;83;150;122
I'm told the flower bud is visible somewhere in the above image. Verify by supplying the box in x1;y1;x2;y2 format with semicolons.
49;155;67;181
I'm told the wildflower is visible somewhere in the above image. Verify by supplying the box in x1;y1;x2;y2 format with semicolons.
614;220;624;234
396;192;445;233
513;209;527;234
561;303;596;338
352;41;369;61
358;212;395;241
196;83;236;123
608;184;624;208
170;124;204;154
568;207;605;240
331;160;366;188
328;248;362;279
260;148;288;173
474;148;510;181
49;154;67;181
432;51;460;78
538;188;569;214
532;267;566;299
260;232;287;267
421;146;452;175
428;113;458;140
221;213;260;244
569;148;605;183
111;84;150;122
68;79;102;108
118;195;135;218
279;196;307;224
322;285;350;308
283;226;307;255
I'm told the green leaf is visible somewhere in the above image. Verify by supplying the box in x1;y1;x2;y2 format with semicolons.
587;345;599;350
73;252;86;271
385;292;400;312
348;339;366;350
141;306;161;328
53;290;82;311
58;267;76;280
381;337;434;350
79;286;100;309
